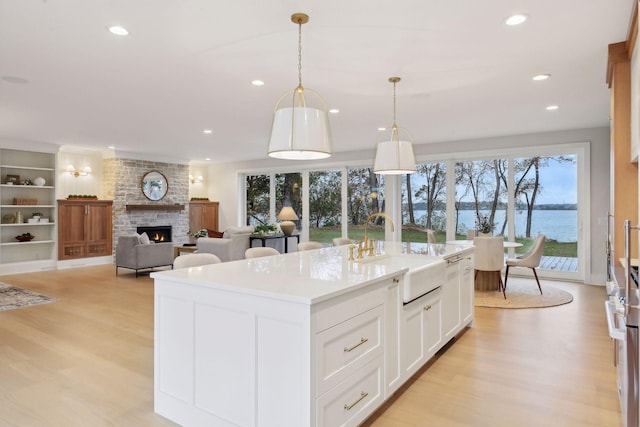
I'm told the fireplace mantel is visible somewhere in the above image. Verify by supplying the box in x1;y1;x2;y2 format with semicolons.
125;204;185;211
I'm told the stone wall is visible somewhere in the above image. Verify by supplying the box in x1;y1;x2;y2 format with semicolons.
104;158;190;253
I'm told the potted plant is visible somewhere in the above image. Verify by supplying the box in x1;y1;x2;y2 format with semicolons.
476;214;495;236
254;224;278;236
32;212;42;219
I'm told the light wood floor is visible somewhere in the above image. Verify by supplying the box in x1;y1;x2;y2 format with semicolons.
0;265;622;427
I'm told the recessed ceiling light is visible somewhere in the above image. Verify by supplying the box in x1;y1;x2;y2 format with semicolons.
203;129;213;134
546;105;559;111
328;109;339;114
107;146;116;149
251;80;264;86
108;25;129;36
205;158;211;161
1;76;29;84
532;74;551;81
505;14;528;26
378;127;386;131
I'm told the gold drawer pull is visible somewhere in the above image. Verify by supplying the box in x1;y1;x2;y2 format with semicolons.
344;391;369;411
344;337;368;352
424;305;432;311
393;277;400;283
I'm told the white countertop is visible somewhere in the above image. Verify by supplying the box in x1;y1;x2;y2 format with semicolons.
151;241;473;305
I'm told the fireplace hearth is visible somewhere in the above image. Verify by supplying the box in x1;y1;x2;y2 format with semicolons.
137;225;172;243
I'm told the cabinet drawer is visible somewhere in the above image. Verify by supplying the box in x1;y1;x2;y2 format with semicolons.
316;304;384;395
317;355;384;427
315;278;391;333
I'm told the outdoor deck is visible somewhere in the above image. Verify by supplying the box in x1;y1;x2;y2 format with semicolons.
540;255;578;272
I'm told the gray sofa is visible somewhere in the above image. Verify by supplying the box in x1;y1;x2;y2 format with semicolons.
115;235;174;276
196;226;254;262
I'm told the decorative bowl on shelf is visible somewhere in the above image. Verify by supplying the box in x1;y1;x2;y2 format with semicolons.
15;234;34;242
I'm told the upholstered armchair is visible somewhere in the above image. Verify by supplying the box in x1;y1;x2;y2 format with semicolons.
196;226;254;262
115;235;174;277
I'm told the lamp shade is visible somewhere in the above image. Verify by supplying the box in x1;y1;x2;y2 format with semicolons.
268;106;332;160
373;139;417;174
277;206;299;221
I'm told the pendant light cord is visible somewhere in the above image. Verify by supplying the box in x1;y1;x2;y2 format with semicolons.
297;19;303;88
392;80;397;126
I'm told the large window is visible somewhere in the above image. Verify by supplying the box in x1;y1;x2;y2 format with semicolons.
309;170;342;244
245;174;270;226
347;168;385;242
512;155;578;264
275;173;302;231
455;159;508;239
241;143;584;280
402;162;446;242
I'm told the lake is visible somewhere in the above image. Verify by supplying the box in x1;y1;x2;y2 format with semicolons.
411;209;577;242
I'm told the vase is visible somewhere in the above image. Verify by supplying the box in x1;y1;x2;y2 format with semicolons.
33;177;46;186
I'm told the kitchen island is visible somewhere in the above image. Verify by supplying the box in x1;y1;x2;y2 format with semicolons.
151;241;474;427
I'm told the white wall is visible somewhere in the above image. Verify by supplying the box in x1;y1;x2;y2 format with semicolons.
208;126;610;284
57;147;104;199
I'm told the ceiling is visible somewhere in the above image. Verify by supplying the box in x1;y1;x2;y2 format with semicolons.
0;1;635;164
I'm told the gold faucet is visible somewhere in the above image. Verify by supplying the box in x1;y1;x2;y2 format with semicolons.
363;213;395;247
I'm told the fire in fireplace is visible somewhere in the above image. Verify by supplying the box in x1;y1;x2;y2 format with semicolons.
137;225;172;243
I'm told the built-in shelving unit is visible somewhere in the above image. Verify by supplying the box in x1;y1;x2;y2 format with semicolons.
0;149;56;273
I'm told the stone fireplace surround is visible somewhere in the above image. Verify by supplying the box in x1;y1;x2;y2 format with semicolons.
104;158;190;256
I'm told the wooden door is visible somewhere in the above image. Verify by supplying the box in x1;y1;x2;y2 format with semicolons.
86;202;113;257
58;201;88;260
189;201;219;232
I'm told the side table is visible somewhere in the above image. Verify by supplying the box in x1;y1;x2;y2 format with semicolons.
173;244;198;259
249;234;300;253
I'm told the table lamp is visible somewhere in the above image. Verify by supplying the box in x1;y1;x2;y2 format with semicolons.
277;206;299;236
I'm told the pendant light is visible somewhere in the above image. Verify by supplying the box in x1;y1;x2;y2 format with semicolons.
268;13;333;160
373;77;416;174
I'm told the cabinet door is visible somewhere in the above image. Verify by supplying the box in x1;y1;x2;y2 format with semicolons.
189;203;204;232
189;202;219;232
442;262;461;341
459;255;474;325
86;203;112;257
202;202;218;231
58;203;88;259
401;293;441;379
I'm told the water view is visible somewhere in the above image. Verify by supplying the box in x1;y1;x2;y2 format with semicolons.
413;209;577;242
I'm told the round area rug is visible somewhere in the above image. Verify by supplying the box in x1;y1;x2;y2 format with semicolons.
474;281;573;309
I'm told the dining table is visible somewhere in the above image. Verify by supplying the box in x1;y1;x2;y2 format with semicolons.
447;239;523;291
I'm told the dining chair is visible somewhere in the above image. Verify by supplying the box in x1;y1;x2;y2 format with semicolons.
245;247;280;259
298;241;325;251
332;237;353;246
473;236;506;298
426;229;437;244
173;253;221;269
504;234;546;295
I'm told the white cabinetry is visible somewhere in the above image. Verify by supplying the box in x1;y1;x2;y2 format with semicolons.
460;254;474;325
315;284;389;426
401;288;442;379
154;273;401;427
0;149;56;273
442;252;474;341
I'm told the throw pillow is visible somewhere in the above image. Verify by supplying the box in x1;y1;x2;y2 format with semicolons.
138;232;151;245
207;229;224;238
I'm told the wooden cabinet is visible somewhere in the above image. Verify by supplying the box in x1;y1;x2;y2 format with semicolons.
608;41;638;271
188;201;218;232
0;148;56;273
58;200;113;260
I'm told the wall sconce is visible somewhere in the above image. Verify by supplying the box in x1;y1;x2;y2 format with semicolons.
67;165;92;177
189;174;203;184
